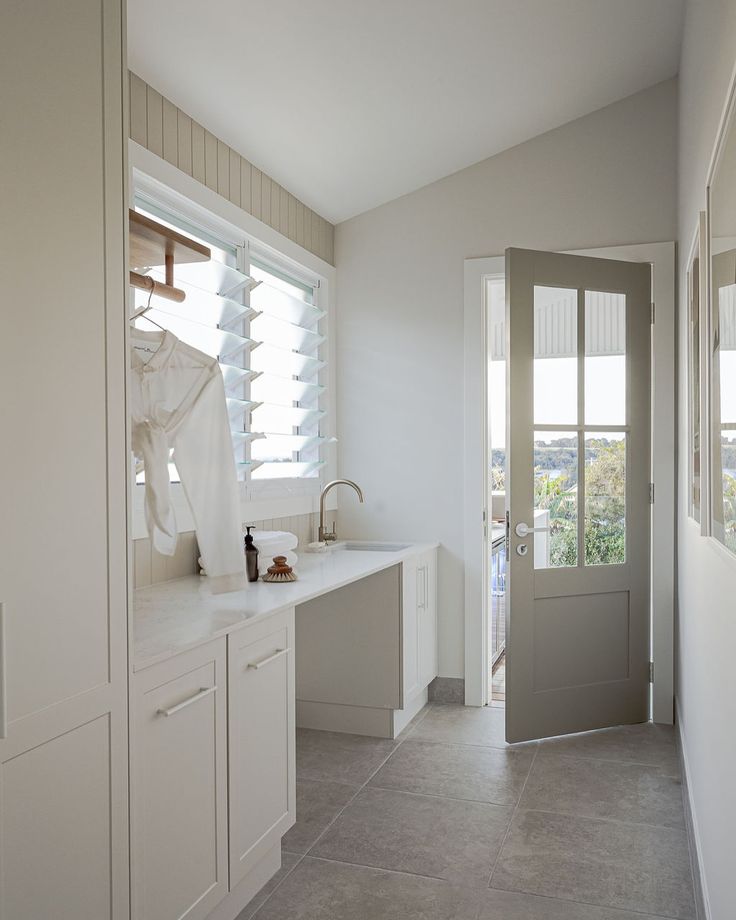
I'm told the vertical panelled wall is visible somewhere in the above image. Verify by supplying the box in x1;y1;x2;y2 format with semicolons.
128;72;335;265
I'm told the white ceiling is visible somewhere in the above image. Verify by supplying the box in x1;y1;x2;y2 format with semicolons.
127;0;685;224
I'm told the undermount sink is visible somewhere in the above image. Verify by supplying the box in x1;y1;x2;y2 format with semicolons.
333;541;410;553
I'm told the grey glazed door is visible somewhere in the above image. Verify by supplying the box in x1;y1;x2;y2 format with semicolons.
505;248;651;743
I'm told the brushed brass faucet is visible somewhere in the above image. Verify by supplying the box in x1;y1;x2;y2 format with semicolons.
319;479;364;542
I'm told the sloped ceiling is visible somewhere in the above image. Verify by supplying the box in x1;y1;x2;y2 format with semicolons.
128;0;685;223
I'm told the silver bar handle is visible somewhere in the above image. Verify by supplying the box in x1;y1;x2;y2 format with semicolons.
417;566;427;610
0;602;6;739
515;522;549;538
157;685;217;718
247;647;290;671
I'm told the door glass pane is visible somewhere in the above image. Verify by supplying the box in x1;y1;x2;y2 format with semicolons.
534;430;578;568
534;286;577;425
584;433;626;565
585;291;626;425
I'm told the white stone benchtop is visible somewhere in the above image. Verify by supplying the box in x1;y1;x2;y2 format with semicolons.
133;541;438;671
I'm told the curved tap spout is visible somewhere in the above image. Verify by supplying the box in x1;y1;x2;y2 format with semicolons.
319;479;364;542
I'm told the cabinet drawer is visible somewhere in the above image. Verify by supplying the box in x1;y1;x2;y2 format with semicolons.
132;640;228;920
228;609;295;887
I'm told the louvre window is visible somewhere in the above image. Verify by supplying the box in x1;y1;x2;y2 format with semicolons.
131;197;330;486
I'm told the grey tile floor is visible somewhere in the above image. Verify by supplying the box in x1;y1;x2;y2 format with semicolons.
239;704;695;920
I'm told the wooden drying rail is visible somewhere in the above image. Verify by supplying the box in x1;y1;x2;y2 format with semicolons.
129;270;186;303
129;209;211;303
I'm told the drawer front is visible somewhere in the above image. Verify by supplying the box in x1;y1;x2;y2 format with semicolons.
228;610;295;887
132;641;228;920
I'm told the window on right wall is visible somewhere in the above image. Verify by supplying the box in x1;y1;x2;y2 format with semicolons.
687;228;702;524
709;102;736;553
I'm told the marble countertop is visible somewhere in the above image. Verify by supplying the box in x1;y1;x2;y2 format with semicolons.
133;541;438;671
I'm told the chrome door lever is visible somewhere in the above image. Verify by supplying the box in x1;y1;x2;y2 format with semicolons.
515;522;548;538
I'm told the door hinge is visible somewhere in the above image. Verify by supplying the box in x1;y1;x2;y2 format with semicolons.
650;302;656;324
649;483;655;504
649;661;654;683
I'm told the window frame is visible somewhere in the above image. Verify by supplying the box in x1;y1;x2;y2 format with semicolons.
128;148;336;537
686;216;707;528
706;74;736;557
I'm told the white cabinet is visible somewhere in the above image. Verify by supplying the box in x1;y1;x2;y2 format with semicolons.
1;714;122;920
0;2;128;918
416;548;438;689
228;609;295;887
132;640;228;920
296;566;402;711
130;614;296;919
295;549;438;738
401;555;421;701
402;547;438;700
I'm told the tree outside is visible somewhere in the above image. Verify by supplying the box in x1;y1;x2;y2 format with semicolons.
491;436;626;566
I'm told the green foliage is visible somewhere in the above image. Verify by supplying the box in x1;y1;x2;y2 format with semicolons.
493;437;627;566
722;473;736;553
583;438;626;565
534;471;577;566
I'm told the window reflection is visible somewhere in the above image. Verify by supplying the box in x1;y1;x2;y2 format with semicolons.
709;101;736;554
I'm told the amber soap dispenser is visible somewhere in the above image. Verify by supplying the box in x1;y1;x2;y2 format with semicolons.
244;525;259;582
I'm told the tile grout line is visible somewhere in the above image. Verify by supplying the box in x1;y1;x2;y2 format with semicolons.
255;708;692;920
409;732;679;772
283;855;688;920
251;703;434;918
530;748;682;772
366;782;519;809
485;753;695;920
246;851;305;920
507;804;687;834
299;704;435;857
488;882;692;920
300;853;448;884
486;741;539;888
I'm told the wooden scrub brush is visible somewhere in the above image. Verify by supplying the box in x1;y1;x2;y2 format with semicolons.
262;555;297;583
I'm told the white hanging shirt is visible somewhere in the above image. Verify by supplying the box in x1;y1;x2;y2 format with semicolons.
131;328;246;594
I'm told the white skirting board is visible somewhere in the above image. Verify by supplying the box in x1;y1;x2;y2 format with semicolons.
677;708;711;920
391;687;429;736
206;843;282;920
297;688;429;740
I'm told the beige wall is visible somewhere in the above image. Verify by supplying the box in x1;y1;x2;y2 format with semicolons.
133;511;335;588
334;79;678;681
677;4;736;919
128;72;334;265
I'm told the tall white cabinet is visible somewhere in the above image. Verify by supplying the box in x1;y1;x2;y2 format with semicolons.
0;2;129;918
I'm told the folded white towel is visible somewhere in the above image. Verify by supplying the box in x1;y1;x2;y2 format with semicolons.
200;550;298;575
251;530;299;553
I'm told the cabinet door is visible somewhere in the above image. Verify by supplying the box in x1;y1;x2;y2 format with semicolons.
0;2;128;917
418;550;439;689
1;714;118;920
401;556;420;702
132;641;228;920
228;610;295;887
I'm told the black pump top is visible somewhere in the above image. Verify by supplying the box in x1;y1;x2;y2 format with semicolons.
245;525;256;547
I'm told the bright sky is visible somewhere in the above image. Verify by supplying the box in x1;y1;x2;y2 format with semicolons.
489;356;626;450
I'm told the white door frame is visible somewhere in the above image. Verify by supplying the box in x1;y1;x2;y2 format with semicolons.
463;242;676;724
